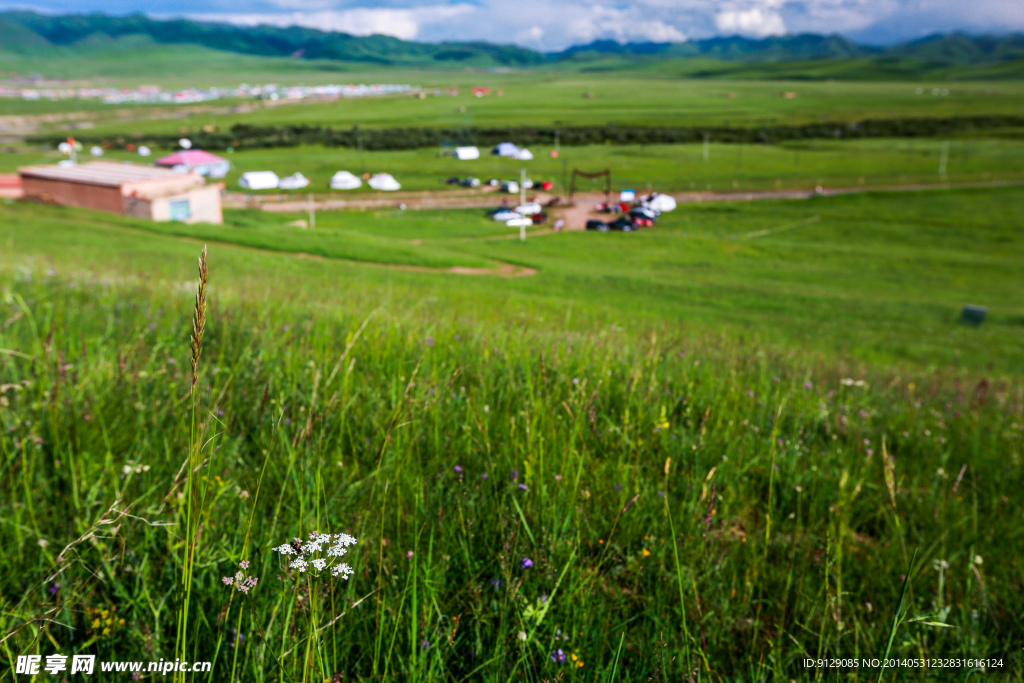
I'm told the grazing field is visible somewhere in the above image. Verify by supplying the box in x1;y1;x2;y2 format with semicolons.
1;183;1022;680
8;72;1024;138
3;55;1024;680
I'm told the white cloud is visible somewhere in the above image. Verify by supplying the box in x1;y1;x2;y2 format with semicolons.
138;0;1024;48
197;4;473;41
715;7;786;37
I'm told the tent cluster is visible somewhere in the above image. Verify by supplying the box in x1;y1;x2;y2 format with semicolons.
238;171;401;191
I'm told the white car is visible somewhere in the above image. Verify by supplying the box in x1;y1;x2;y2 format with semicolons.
501;181;519;194
491;210;520;221
515;202;542;215
505;217;533;228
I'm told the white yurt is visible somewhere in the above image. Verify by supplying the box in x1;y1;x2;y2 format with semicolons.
454;146;480;160
278;172;311;190
644;193;677;212
239;171;280;190
368;173;401;191
329;171;362;190
515;148;534;161
89;146;104;157
505;217;532;228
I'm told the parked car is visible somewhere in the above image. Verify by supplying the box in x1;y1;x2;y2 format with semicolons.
462;177;481;188
531;211;548;225
629;207;659;221
490;210;520;221
445;176;461;185
608;218;637;232
586;220;609;232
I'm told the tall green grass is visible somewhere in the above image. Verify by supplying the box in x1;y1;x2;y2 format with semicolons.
0;257;1020;680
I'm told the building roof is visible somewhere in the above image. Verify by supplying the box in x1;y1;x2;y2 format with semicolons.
155;150;228;167
18;161;198;188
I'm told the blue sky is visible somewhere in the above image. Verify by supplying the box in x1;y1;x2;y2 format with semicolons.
4;0;1023;49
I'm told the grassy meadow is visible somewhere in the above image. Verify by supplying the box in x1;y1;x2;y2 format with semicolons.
2;60;1024;681
1;179;1023;680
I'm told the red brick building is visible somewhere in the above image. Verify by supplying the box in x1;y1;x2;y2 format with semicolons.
19;161;223;224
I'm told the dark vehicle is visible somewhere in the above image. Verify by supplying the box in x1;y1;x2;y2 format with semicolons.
531;211;548;225
445;176;461;185
608;218;637;232
586;220;609;232
629;207;658;221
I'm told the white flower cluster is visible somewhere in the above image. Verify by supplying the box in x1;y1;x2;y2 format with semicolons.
272;531;358;580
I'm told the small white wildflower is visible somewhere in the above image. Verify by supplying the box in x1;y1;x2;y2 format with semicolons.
974;555;983;566
38;538;49;548
273;543;297;555
518;631;527;642
932;559;950;571
290;558;309;572
331;563;354;579
312;558;327;572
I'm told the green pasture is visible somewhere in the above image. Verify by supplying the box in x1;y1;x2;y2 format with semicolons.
2;185;1022;372
54;75;1024;139
0;183;1022;681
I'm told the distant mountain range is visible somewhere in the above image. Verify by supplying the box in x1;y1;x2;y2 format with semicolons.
2;11;1023;69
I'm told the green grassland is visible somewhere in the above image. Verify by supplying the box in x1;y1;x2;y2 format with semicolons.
1;183;1022;681
53;75;1024;138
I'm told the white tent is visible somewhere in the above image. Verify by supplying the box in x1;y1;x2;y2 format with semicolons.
369;173;401;191
279;172;310;190
239;171;279;190
137;146;152;157
515;202;542;215
514;148;534;161
493;142;520;157
644;193;677;212
89;146;104;157
454;146;480;160
501;180;519;194
505;217;532;228
329;171;362;190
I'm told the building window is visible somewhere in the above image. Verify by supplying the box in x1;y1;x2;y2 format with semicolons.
170;199;191;221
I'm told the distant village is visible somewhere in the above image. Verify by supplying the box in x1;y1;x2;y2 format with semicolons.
0;82;414;104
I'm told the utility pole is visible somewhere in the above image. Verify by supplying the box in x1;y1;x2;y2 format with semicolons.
520;168;527;242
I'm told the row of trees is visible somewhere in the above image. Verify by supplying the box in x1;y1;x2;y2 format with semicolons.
36;115;1024;153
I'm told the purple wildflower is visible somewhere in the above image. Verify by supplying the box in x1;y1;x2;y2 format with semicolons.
521;557;534;569
481;472;489;479
421;639;430;650
48;582;60;597
510;470;519;480
454;465;463;473
804;381;813;389
614;483;623;492
518;483;527;491
550;649;566;664
425;336;434;346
